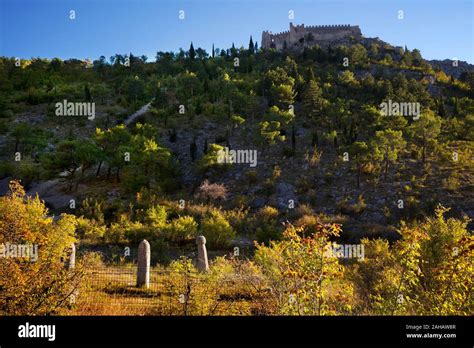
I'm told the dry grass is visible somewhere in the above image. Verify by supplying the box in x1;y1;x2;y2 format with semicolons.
64;263;269;316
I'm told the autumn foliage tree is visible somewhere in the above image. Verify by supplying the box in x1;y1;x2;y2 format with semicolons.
350;205;473;315
256;206;473;315
255;222;353;315
0;181;82;315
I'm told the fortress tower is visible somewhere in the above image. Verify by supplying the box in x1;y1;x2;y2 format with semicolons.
262;23;362;50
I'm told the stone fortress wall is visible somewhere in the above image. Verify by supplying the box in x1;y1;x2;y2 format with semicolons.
262;23;362;50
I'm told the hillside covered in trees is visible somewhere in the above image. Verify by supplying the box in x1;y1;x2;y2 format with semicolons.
0;34;473;315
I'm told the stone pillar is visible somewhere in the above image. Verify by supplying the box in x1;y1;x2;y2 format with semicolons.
196;235;209;272
137;239;150;288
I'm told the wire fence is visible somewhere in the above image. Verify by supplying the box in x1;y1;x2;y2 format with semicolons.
72;263;267;316
76;244;254;265
76;265;172;313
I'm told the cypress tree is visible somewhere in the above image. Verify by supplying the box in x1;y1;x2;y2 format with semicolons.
190;138;197;162
226;129;231;149
311;132;319;147
291;124;296;151
84;84;92;102
189;42;196;60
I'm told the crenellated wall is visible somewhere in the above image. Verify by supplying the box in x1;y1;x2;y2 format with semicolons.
262;23;362;50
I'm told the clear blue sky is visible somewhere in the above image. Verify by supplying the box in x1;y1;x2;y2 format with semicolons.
0;0;473;63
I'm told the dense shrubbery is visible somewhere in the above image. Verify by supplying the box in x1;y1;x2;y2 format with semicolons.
253;206;283;243
200;210;235;248
1;182;472;315
162;216;198;243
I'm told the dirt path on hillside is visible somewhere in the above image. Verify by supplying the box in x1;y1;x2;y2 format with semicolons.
123;100;153;126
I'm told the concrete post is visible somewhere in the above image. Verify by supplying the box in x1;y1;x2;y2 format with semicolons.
137;239;150;288
196;235;209;272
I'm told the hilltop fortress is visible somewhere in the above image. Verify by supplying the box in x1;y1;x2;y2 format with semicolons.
262;23;362;50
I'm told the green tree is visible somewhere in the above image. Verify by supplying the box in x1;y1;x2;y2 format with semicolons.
270;83;295;109
125;123;174;190
94;125;132;181
41;140;80;190
258;121;284;149
189;42;196;60
200;210;235;248
73;140;102;190
408;110;441;162
199;143;228;174
266;106;294;125
177;71;200;99
348;141;371;188
11;123;32;153
291;124;296;151
190;138;197;162
41;139;101;191
262;67;295;105
121;76;146;104
301;80;328;127
349;44;368;66
134;138;171;189
163;216;198;243
382;53;393;65
248;36;255;54
402;50;413;67
372;129;406;181
84;84;92;102
411;49;423;66
284;56;299;78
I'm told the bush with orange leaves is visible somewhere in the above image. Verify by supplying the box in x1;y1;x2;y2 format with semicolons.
254;222;354;315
